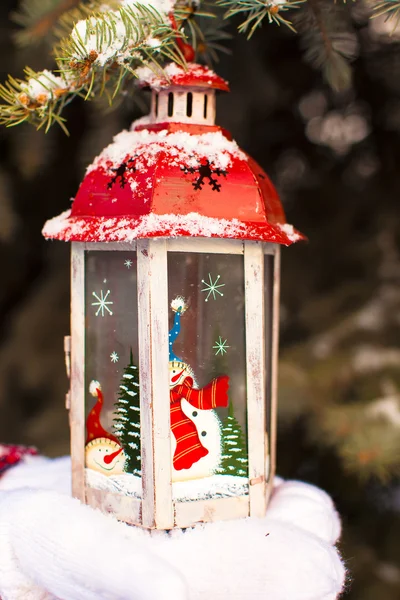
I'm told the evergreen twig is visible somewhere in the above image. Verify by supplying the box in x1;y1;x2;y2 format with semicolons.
372;0;400;31
176;1;232;62
216;0;306;36
295;0;358;92
0;3;183;132
12;0;85;46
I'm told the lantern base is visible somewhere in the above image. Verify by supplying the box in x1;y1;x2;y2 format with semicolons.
84;467;265;529
85;468;250;502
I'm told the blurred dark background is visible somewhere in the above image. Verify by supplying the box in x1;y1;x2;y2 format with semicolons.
1;1;400;598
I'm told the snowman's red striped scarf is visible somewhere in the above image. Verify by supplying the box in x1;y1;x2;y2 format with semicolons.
170;375;229;470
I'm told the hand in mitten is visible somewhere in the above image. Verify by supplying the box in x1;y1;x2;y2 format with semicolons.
0;455;346;600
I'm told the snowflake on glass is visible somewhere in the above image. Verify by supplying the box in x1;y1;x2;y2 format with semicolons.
181;159;227;192
201;273;225;301
110;351;119;363
213;337;230;356
92;290;113;316
124;259;133;269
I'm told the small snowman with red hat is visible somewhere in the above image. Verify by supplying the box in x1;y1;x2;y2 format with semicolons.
169;296;229;482
85;381;127;476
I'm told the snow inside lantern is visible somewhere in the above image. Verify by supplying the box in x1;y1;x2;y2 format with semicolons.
43;62;304;529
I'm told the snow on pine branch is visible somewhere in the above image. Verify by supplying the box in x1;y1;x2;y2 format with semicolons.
20;70;70;105
0;2;183;132
67;2;178;67
63;3;181;70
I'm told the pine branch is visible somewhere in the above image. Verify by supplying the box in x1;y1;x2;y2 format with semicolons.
0;4;183;133
314;402;400;481
176;1;232;63
216;0;306;36
53;1;122;40
11;0;86;46
295;0;358;92
372;0;400;31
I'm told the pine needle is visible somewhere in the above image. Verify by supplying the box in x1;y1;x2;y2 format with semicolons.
296;0;358;92
216;0;306;37
0;3;183;133
372;0;400;33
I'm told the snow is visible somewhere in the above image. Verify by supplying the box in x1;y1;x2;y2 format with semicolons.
70;1;176;66
42;208;298;245
88;127;246;173
43;210;250;240
20;70;68;103
146;37;162;48
278;223;303;243
135;62;228;91
86;468;249;501
121;0;175;12
136;63;188;87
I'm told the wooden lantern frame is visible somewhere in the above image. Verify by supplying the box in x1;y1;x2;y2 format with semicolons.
67;237;281;530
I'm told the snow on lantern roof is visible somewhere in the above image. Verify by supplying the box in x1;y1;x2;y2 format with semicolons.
42;121;304;245
135;62;230;92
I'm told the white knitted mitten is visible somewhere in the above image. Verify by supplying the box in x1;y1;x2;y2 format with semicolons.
0;456;346;600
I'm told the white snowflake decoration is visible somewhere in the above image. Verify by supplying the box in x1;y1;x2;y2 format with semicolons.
124;259;133;269
92;290;113;316
213;336;230;356
110;351;119;363
201;274;225;302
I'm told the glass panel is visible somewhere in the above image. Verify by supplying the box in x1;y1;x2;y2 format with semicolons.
84;250;141;498
264;253;274;482
168;251;248;502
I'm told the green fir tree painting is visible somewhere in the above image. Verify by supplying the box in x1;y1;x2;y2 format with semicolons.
217;401;248;478
113;350;141;477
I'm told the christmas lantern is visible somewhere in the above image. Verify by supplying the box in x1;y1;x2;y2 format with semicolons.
43;63;304;530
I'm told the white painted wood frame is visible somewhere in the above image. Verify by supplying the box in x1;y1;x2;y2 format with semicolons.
70;243;86;502
267;247;281;502
137;239;174;529
86;488;142;525
174;495;249;528
244;241;267;518
167;238;244;254
263;243;277;256
84;242;136;252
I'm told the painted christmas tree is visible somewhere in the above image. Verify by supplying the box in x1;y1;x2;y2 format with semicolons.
113;351;141;477
217;401;248;478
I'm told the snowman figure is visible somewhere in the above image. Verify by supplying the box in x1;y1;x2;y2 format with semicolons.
169;297;229;482
85;381;126;476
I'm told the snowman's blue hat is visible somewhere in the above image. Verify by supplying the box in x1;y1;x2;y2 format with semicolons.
169;296;187;362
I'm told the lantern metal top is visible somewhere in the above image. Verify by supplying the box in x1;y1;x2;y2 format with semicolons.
136;62;230;92
42;62;305;246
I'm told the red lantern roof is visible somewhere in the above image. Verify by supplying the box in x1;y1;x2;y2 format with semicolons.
42;65;304;246
136;62;230;92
